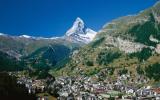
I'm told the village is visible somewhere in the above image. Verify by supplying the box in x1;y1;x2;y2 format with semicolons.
8;71;160;100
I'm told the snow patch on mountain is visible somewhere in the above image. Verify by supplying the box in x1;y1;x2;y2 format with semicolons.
19;35;34;39
0;33;9;37
0;33;5;35
18;35;63;40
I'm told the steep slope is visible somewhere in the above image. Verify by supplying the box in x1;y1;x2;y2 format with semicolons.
54;2;160;81
98;2;160;46
24;44;71;70
0;51;24;71
65;17;97;43
0;35;25;59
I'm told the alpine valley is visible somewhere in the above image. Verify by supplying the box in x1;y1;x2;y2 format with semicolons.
1;1;160;100
0;17;97;72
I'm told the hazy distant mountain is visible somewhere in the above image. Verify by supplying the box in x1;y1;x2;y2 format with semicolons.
0;33;79;71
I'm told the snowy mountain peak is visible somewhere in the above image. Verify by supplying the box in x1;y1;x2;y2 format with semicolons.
65;17;97;43
66;17;86;36
75;17;84;24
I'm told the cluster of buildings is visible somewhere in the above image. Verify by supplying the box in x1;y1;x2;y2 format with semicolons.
51;74;160;100
17;77;46;94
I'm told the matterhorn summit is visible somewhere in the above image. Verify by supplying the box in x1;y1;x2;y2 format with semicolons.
65;17;97;43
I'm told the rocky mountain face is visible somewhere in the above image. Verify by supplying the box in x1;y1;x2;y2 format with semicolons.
54;2;160;80
65;17;97;43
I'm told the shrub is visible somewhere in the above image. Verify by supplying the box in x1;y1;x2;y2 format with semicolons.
85;60;94;66
118;68;128;75
136;66;144;75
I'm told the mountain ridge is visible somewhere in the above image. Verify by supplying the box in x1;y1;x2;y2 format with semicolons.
0;17;97;44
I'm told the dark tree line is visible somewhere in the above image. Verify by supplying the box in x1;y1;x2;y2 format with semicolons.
0;72;36;100
0;51;25;71
96;50;121;65
129;48;152;62
145;63;160;81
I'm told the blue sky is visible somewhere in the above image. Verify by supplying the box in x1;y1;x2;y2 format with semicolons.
0;0;157;37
